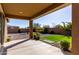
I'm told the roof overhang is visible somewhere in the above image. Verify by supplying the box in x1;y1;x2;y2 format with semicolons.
0;3;71;20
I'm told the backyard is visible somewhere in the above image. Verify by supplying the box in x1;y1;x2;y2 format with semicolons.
41;34;72;43
40;34;72;48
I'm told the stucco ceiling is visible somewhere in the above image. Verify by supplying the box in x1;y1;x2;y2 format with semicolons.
1;3;66;20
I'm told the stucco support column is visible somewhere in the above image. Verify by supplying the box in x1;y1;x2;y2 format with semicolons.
72;3;79;54
29;20;33;39
4;17;8;42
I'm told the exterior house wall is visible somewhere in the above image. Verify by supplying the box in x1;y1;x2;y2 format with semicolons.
0;4;4;13
4;18;8;42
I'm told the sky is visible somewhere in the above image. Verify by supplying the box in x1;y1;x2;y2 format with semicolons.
7;5;72;28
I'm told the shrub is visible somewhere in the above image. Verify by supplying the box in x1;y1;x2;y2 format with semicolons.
65;30;71;36
49;31;55;34
33;32;40;40
42;28;49;34
6;36;12;42
60;40;70;51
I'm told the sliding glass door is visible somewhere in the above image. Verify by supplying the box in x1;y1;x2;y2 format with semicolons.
0;17;1;45
0;13;2;45
0;13;4;46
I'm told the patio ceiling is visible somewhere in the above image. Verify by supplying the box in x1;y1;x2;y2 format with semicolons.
1;3;70;20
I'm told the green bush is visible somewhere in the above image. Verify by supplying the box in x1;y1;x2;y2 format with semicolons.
33;32;40;40
60;40;70;51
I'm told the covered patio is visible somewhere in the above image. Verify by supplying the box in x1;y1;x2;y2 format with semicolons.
4;39;69;55
0;3;79;54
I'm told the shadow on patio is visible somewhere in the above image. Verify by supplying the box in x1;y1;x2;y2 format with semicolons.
0;39;29;55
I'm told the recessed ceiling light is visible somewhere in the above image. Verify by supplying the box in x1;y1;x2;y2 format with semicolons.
19;12;23;14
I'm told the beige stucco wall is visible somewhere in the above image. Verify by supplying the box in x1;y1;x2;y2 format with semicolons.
4;18;7;42
0;4;4;13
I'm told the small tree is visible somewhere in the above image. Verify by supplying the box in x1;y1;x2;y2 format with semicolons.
55;24;63;29
33;23;41;28
55;22;72;36
43;25;50;34
33;23;41;32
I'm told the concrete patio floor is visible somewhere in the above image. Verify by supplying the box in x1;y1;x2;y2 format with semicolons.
3;39;68;55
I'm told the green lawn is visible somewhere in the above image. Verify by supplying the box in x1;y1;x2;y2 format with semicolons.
42;34;72;44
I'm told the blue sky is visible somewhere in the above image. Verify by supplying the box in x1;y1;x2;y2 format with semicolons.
7;19;29;28
7;5;72;28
